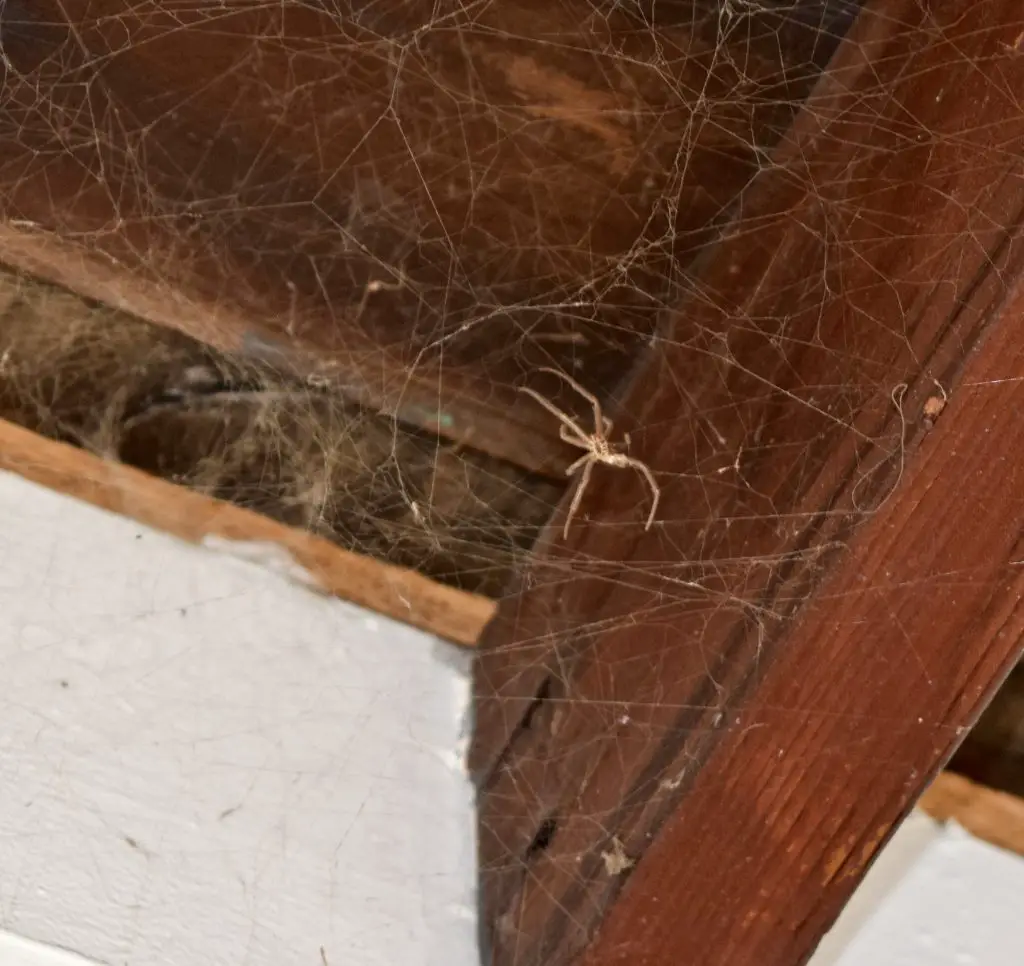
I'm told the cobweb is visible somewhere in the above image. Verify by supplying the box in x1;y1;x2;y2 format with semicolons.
0;0;1019;963
0;0;861;591
0;268;561;596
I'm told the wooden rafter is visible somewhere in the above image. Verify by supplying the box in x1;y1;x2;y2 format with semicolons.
471;2;1024;964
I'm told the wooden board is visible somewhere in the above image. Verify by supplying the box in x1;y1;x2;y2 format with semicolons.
921;773;1024;860
470;1;1024;963
0;417;494;646
0;0;833;476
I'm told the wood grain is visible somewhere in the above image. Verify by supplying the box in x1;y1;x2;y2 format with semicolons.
0;417;495;646
470;1;1024;964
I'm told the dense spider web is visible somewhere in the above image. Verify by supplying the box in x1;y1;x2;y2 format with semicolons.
0;0;862;596
2;0;1022;964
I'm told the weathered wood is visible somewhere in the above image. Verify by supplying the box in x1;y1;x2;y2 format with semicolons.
0;0;814;475
0;417;495;645
471;1;1024;964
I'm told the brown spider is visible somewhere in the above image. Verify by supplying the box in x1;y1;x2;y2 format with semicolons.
519;367;660;540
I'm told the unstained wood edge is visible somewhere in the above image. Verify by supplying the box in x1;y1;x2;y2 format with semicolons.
920;772;1024;859
0;417;496;647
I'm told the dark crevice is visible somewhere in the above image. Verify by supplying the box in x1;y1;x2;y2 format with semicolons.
525;817;559;859
518;677;552;734
474;675;554;789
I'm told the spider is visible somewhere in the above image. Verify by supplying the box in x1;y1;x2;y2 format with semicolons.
519;367;660;540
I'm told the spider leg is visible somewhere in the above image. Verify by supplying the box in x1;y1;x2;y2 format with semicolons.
535;367;607;442
562;457;594;539
566;453;589;477
559;423;591;450
627;457;661;530
519;384;592;442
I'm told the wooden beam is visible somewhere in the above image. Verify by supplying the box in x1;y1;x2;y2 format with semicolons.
471;1;1024;964
0;417;494;646
921;773;1024;859
0;0;805;476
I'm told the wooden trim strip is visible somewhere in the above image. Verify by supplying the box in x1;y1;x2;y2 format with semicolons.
922;773;1024;860
0;418;495;646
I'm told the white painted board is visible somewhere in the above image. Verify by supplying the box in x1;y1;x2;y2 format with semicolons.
0;470;478;966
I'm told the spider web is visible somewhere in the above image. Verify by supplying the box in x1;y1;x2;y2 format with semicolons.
1;0;1021;964
0;0;860;596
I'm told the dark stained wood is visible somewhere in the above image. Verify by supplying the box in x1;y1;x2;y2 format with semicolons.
471;1;1024;964
0;0;820;475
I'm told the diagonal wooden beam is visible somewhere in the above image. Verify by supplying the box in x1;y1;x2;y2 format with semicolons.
471;1;1024;963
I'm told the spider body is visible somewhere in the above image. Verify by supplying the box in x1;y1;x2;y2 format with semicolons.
519;367;660;539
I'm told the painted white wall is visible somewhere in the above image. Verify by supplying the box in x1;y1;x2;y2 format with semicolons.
0;470;478;966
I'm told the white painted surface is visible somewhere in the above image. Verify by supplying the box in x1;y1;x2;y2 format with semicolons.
0;931;102;966
812;815;1024;966
0;471;477;966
